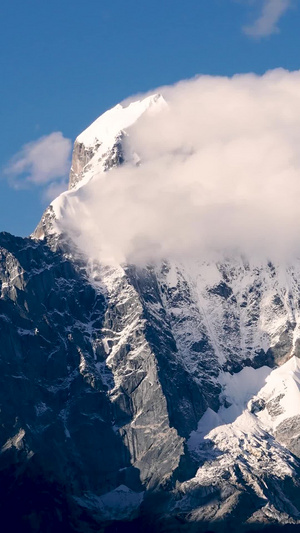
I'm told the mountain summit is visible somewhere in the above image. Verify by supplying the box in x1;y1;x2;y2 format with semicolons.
2;94;300;532
69;93;167;190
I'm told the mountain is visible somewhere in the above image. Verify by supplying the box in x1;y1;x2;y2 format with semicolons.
2;95;300;532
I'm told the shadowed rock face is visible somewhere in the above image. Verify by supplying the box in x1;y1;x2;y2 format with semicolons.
0;234;135;508
0;231;206;531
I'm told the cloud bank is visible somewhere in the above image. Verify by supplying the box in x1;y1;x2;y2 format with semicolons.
4;132;72;200
58;69;300;264
243;0;292;37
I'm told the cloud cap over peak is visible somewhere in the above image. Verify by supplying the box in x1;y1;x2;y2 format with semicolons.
54;69;300;265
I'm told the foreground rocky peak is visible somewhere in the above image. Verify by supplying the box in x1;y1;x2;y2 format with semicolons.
3;95;300;532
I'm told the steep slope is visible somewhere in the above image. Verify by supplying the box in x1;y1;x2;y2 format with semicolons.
0;233;194;532
2;95;300;532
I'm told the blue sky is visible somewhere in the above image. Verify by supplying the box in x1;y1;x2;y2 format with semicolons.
1;0;300;236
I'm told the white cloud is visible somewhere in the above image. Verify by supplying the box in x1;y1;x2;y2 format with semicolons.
42;180;69;202
4;132;72;195
243;0;292;37
56;69;300;265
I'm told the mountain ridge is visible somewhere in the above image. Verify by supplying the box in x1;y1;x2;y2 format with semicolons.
2;94;300;531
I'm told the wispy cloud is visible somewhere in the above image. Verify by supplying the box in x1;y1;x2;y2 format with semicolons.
42;180;69;202
243;0;292;37
4;132;72;200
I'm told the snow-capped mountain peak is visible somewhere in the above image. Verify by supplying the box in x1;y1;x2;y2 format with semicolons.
77;93;166;148
68;93;167;190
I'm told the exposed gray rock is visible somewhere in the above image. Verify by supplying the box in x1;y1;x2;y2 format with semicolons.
275;416;300;458
69;139;100;189
68;134;125;189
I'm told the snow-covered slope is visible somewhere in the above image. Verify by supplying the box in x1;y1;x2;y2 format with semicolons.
77;93;165;148
179;357;300;529
12;94;300;531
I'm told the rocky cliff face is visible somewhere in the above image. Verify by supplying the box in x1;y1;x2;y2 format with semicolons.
0;232;193;531
2;96;300;532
